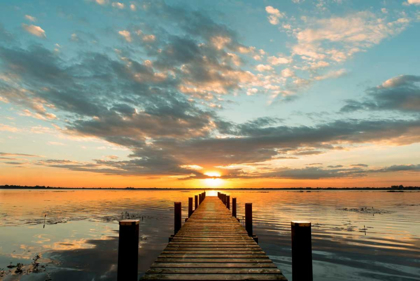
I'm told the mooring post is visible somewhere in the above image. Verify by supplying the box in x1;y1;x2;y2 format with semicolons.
195;195;198;210
232;198;237;218
188;197;193;217
174;202;181;235
245;203;252;236
226;195;230;209
291;221;313;281
117;220;139;281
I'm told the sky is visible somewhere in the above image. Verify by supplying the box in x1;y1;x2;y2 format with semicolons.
0;0;420;188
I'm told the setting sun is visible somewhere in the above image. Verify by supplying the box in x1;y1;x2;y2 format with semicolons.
203;172;223;187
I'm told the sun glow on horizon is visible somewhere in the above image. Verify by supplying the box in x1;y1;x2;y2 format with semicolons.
203;171;223;187
204;172;221;178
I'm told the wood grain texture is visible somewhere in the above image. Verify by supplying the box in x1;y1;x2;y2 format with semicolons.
141;197;287;281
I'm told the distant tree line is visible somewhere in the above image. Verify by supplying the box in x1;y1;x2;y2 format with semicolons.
0;184;419;190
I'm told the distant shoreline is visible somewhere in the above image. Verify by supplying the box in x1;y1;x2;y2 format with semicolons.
1;185;419;191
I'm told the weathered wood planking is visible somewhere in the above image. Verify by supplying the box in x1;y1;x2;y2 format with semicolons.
141;197;287;281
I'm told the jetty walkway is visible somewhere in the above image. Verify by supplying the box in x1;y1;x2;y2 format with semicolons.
141;196;287;281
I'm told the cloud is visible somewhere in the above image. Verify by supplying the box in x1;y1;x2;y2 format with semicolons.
256;64;273;72
142;34;155;42
246;88;258;96
0;152;39;157
314;69;346;80
0;124;20;132
118;30;132;42
25;15;36;22
212;163;420;180
112;2;125;9
267;55;292;65
265;6;285;25
265;6;284;18
341;75;420;113
263;166;366;179
36;156;199;176
281;68;295;77
95;0;108;5
375;164;420;172
292;11;409;63
106;155;119;160
405;0;420;5
268;16;280;25
22;24;46;38
351;164;368;167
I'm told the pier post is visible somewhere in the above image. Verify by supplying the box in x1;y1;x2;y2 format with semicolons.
117;220;139;281
188;197;193;217
232;198;237;218
226;195;230;209
291;221;313;281
174;202;181;235
195;195;198;210
245;203;252;236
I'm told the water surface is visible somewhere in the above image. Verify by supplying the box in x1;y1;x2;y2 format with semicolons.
0;189;419;280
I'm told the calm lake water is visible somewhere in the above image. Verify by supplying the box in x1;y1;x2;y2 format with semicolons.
0;189;419;281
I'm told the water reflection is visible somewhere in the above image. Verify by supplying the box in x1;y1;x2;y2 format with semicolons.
0;190;419;280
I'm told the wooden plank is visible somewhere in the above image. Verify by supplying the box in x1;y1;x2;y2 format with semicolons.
159;255;269;258
141;197;287;281
150;263;278;268
155;258;273;263
147;268;282;274
141;274;286;280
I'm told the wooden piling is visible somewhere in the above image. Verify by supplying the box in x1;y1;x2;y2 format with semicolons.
117;220;139;281
226;195;230;209
222;194;226;205
174;202;181;235
195;195;198;210
188;197;193;217
291;221;313;281
245;203;252;237
232;197;237;218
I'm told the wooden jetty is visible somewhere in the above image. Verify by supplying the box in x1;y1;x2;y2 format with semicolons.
141;195;287;281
